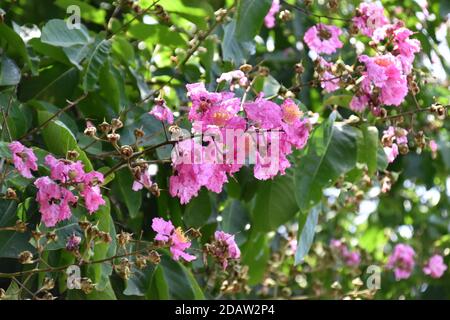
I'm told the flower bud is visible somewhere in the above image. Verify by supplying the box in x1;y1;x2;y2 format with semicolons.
6;187;17;200
147;250;161;264
111;118;123;130
78;220;92;231
134;128;145;139
107;133;121;143
120;145;134;158
18;251;34;264
46;231;58;243
117;231;133;247
80;278;95;294
99;121;112;133
239;64;253;73
295;63;305;74
84;126;97;137
15;220;27;233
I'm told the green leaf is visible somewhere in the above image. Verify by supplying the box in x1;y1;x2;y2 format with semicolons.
151;255;204;300
127;24;185;48
0;200;35;258
183;189;212;227
124;265;156;297
294;112;359;211
41;19;91;47
357;125;379;175
222;20;256;64
221;200;250;236
112;169;142;219
83;39;112;92
37;110;93;171
54;0;107;25
86;198;116;290
295;204;320;265
241;232;270;285
0;56;21;86
323;94;353;107
236;0;272;42
0;23;33;71
252;172;299;232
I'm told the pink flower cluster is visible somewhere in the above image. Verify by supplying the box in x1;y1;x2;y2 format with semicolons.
213;231;241;269
382;126;408;163
264;0;280;29
168;83;310;204
423;254;447;279
149;98;174;124
9;141;38;179
330;239;361;267
151;217;196;262
304;23;343;55
350;3;420;111
387;244;416;280
36;155;105;227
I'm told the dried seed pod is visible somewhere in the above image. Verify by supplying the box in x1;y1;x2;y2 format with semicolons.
5;187;17;200
107;133;121;143
18;251;34;264
84;126;97;137
120;145;134;158
134;128;145;139
99;121;112;133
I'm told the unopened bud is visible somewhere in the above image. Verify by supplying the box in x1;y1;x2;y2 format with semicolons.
111;118;123;130
99;121;112;133
120;145;134;158
67;150;79;160
84;126;97;137
134;128;145;138
107;133;120;143
147;250;161;264
5;187;17;200
18;251;34;264
239;64;253;73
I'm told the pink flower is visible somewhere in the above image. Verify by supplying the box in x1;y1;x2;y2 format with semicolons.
217;70;248;89
303;23;343;55
213;231;241;269
423;255;447;279
149;99;174;124
264;0;280;28
132;168;153;191
45;155;85;183
429;140;438;153
359;54;408;106
244;95;283;129
330;239;361;267
350;94;370;112
34;177;78;227
316;57;340;93
393;27;421;74
80;171;105;213
352;2;389;37
387;244;415;280
66;233;81;251
186;83;241;128
151;217;196;262
384;144;399;163
8;141;38;179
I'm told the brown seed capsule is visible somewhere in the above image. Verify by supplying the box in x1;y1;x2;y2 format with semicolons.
134;128;145;139
279;10;292;22
80;278;95;294
114;258;132;280
379;108;388;118
239;64;253;73
189;228;202;239
5;187;17;200
399;143;409;155
116;231;133;247
46;231;58;243
32;230;43;241
111;118;123;130
107;133;120;143
99;121;112;133
295;63;305;74
84;126;97;137
147;250;161;264
98;231;113;243
18;251;34;264
437;106;447;119
78;220;92;231
135;255;147;269
15;220;27;233
120;145;134;158
67;150;79;160
150;183;160;197
42;277;55;291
